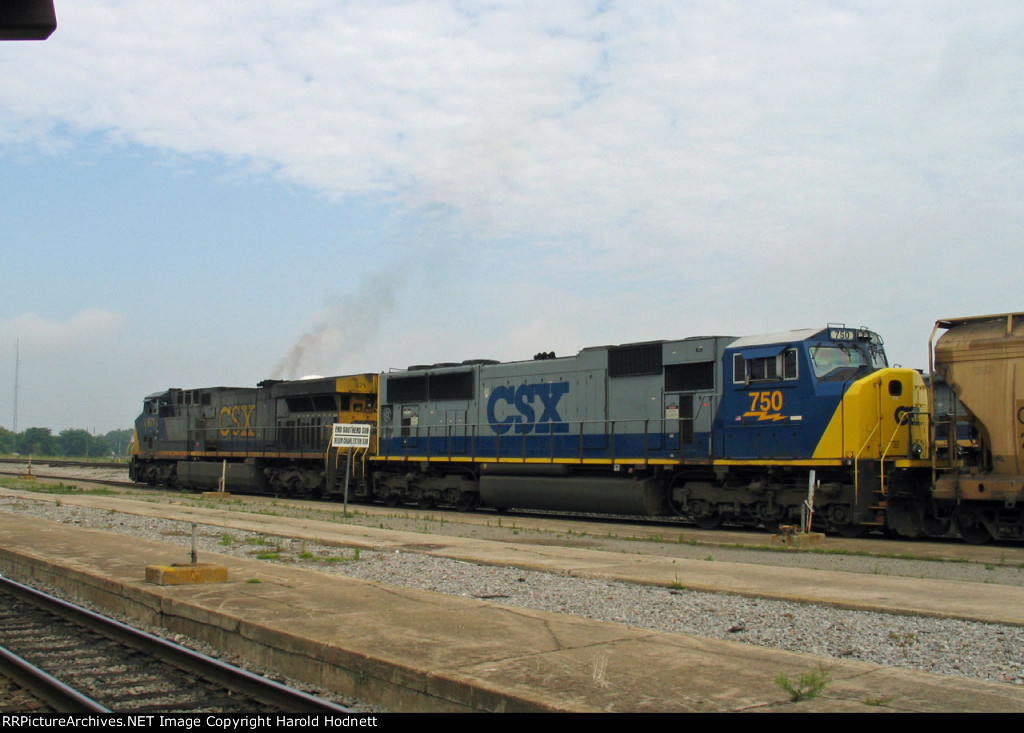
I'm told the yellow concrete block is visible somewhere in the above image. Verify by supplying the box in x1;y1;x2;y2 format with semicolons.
145;562;228;585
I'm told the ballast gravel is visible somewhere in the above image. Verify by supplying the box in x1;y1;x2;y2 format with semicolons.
1;494;1023;691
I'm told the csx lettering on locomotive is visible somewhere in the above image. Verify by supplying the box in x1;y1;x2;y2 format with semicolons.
487;383;570;435
218;404;256;437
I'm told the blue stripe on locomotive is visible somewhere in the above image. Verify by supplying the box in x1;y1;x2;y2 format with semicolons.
380;429;717;462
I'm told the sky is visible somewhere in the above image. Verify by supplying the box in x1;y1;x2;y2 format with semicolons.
0;1;1021;435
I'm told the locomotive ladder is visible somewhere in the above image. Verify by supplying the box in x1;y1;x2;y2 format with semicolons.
855;406;923;527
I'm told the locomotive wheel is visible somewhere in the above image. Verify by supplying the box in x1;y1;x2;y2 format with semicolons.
835;523;868;538
761;520;782;535
694;513;723;530
417;497;435;510
382;493;401;507
455;494;478;512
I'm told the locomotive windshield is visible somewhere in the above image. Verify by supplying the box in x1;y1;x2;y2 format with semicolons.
810;338;886;381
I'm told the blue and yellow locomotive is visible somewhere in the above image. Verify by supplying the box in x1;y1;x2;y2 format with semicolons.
131;314;1024;542
372;325;927;536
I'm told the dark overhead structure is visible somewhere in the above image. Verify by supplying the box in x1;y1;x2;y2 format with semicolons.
0;0;57;40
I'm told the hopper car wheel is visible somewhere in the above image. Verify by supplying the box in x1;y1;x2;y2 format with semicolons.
957;514;991;545
959;525;991;545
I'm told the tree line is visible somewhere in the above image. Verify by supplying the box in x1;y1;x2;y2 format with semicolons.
0;427;133;459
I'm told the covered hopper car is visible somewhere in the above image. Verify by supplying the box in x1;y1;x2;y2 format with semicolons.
130;313;1024;543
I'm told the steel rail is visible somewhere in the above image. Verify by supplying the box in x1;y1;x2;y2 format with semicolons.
0;643;111;713
0;576;353;714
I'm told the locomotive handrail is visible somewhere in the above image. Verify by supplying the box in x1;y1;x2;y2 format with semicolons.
877;409;914;499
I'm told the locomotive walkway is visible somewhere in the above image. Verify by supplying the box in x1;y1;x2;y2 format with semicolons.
0;490;1023;712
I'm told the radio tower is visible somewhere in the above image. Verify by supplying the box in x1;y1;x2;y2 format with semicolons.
12;338;19;434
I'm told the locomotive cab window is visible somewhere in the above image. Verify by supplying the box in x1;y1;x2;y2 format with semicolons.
733;348;798;385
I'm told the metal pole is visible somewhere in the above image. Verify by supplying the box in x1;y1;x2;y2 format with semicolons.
12;338;19;434
342;449;353;519
803;470;817;534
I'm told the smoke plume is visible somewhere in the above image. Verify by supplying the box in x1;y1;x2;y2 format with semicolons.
272;274;397;379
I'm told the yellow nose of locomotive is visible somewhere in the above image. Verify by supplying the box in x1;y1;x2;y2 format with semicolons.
812;368;929;463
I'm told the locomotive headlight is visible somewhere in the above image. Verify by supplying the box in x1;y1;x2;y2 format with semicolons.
911;442;924;459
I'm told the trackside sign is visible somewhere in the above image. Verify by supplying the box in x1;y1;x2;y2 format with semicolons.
331;423;372;448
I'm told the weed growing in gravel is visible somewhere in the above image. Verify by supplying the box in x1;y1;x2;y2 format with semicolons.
219;534;234;546
774;664;832;702
862;695;895;707
255;551;280;560
322;548;361;563
245;578;261;584
888;631;917;655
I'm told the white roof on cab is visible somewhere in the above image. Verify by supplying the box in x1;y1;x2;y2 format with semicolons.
727;327;822;349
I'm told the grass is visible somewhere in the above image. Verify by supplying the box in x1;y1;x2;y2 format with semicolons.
323;548;361;563
774;664;833;702
0;477;116;496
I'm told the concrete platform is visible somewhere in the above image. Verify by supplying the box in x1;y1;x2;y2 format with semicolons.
1;512;1023;712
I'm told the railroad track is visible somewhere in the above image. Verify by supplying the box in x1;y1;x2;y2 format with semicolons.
0;458;127;470
0;577;352;714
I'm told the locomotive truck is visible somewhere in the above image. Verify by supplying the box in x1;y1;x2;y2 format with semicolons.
129;313;1024;543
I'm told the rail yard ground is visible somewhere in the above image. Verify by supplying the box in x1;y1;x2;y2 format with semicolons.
0;463;1023;712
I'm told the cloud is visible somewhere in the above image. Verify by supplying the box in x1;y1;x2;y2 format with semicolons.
3;1;1015;276
0;309;127;354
